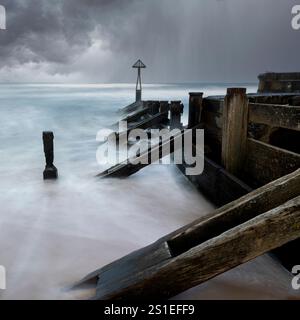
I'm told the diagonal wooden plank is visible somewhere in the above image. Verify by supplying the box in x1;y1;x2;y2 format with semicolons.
75;169;300;300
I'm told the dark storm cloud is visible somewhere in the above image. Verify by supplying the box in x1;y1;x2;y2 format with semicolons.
0;0;132;65
0;0;299;82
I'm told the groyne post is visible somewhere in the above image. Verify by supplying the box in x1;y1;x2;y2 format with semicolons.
188;92;203;128
159;101;169;114
159;101;169;122
222;88;249;176
150;101;160;115
43;131;58;180
170;101;184;130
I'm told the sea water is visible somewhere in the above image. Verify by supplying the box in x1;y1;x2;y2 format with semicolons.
0;83;297;300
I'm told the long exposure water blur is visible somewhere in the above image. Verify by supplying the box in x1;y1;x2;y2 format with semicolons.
0;82;297;300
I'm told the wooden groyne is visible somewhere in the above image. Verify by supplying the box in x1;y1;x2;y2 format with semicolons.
80;79;300;299
258;72;300;93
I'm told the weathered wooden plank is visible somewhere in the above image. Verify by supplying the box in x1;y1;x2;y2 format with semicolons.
222;88;249;176
126;112;168;132
202;110;223;130
74;241;172;289
169;169;300;257
119;100;144;115
122;107;149;123
202;98;223;114
245;138;300;187
114;111;169;141
249;103;300;131
258;72;300;93
177;154;251;206
96;196;300;300
77;169;300;300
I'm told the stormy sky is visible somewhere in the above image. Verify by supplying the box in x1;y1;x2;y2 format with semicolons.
0;0;299;83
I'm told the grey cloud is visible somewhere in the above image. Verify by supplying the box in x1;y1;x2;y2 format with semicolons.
0;0;299;83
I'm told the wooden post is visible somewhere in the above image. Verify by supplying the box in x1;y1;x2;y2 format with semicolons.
143;100;150;113
170;101;184;130
43;131;58;180
159;101;169;123
136;89;142;102
222;88;248;176
150;101;160;115
159;101;169;114
188;92;203;128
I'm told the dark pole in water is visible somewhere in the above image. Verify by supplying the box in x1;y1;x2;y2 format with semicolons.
43;131;58;180
170;101;184;130
159;101;170;123
132;60;146;102
188;92;203;128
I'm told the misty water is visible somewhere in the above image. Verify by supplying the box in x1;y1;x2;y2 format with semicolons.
0;83;297;300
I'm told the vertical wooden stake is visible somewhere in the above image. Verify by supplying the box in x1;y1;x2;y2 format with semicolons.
159;101;169;123
159;101;169;114
170;101;184;130
146;101;153;114
43;131;58;180
222;88;249;176
188;92;203;128
150;101;160;115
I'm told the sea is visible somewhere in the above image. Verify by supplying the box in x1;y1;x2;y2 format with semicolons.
0;82;297;300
